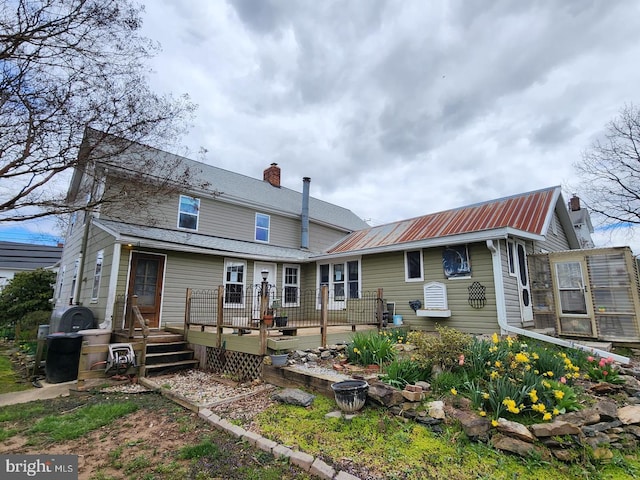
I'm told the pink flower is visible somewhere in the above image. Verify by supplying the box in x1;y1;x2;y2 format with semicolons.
599;359;606;368
459;354;465;366
560;377;567;384
587;356;594;362
605;357;614;365
602;370;608;376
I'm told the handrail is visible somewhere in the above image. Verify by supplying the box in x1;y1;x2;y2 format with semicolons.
127;295;149;376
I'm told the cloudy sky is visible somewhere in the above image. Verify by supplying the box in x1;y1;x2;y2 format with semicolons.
4;0;640;253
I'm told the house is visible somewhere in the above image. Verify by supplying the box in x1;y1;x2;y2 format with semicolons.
0;241;63;291
55;129;633;371
54;128;369;332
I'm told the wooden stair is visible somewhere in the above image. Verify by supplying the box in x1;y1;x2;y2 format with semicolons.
113;330;199;376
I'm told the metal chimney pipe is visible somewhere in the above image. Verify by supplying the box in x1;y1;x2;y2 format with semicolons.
301;177;310;249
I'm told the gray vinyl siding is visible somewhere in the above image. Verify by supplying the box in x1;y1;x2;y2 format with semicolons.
536;211;571;252
76;227;115;323
100;184;349;252
54;218;86;309
360;242;500;335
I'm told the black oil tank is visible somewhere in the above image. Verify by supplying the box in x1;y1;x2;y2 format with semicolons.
50;306;95;333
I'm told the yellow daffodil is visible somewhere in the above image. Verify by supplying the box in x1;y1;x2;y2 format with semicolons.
479;410;487;417
492;419;499;427
450;388;458;396
554;390;565;400
492;332;499;344
543;412;552;421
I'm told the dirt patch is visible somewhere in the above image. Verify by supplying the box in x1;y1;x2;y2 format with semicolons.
0;388;309;480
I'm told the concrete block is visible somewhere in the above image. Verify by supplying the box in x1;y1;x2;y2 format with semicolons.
256;436;278;453
336;471;362;480
272;444;293;459
309;457;336;479
241;430;261;446
289;450;314;471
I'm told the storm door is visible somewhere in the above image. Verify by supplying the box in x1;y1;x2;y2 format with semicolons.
127;252;165;329
553;259;595;337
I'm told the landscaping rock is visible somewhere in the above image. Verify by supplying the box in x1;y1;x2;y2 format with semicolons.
593;399;619;422
271;388;316;407
426;400;446;420
557;409;600;426
367;381;404;407
491;434;549;459
496;418;535;443
617;405;640;425
529;420;581;437
449;409;490;439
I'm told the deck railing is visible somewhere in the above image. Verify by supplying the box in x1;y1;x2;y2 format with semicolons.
185;285;386;352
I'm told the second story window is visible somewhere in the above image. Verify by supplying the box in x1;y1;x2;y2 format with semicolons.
255;213;270;242
178;195;200;230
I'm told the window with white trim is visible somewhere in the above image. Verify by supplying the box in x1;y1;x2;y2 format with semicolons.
224;259;246;305
405;250;423;282
178;195;200;230
56;265;65;301
507;240;516;276
283;265;300;307
255;213;270;242
91;250;104;301
69;257;80;304
318;259;360;308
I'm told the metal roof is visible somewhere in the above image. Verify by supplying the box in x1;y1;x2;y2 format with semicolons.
0;241;63;270
327;186;564;254
94;219;315;262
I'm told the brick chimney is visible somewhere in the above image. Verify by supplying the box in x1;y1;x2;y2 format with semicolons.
569;195;581;211
263;163;281;187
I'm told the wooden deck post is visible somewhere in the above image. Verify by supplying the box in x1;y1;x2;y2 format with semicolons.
216;286;224;348
320;285;328;347
377;288;384;331
184;288;192;339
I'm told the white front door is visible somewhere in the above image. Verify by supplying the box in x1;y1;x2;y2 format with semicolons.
252;262;277;320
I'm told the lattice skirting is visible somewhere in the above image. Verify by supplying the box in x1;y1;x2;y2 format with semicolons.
205;347;264;381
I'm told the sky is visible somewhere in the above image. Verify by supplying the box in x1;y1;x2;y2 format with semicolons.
2;0;640;253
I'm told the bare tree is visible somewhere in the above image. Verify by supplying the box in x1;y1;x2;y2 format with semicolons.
0;0;198;222
575;104;640;227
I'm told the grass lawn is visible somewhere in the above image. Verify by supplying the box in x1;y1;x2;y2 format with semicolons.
0;344;32;394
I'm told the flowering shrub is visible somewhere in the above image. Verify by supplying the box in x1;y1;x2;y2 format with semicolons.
407;325;472;371
582;355;624;384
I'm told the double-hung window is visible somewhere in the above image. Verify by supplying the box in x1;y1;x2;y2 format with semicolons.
224;259;246;305
405;250;423;282
283;265;300;307
255;213;270;242
91;250;104;301
178;195;200;230
318;259;360;308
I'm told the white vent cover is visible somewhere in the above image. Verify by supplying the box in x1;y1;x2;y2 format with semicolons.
423;282;448;310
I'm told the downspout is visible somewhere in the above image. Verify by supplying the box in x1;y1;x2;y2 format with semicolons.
301;177;310;249
74;210;92;305
486;239;629;364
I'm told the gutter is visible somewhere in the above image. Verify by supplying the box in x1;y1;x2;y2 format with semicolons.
486;239;629;364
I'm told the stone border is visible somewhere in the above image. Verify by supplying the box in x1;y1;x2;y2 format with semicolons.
139;377;360;480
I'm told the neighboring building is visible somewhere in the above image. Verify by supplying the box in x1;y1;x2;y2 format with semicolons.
0;241;63;291
567;195;595;249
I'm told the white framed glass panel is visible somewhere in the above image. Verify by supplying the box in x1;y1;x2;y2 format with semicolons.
283;265;300;307
91;250;104;301
405;250;423;282
178;195;200;230
224;260;246;305
255;213;270;242
555;261;587;315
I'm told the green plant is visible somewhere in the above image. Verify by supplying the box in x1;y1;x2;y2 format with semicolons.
379;358;429;389
178;438;221;460
0;269;56;331
346;330;397;367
